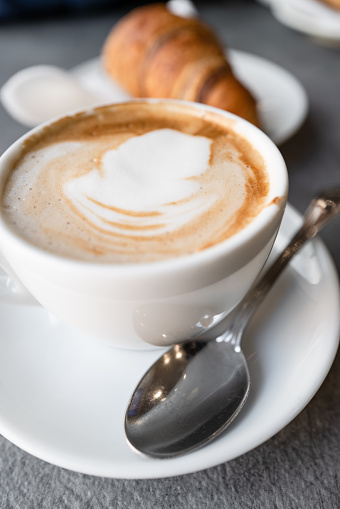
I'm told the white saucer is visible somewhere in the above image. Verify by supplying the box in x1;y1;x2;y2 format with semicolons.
0;203;338;479
72;51;308;146
0;51;308;147
270;0;340;45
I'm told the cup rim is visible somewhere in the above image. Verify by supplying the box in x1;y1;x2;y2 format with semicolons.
0;98;288;275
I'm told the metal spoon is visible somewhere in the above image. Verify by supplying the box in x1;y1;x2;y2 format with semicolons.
125;189;340;458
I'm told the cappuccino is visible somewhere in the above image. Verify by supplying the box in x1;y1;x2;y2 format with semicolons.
1;102;269;263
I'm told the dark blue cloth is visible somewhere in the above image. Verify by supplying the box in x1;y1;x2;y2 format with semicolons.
0;0;131;19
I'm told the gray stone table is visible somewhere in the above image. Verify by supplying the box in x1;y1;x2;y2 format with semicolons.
0;1;339;507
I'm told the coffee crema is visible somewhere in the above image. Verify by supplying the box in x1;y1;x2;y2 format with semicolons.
1;102;270;263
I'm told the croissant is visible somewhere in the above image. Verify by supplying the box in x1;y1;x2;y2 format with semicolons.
319;0;340;9
102;3;259;126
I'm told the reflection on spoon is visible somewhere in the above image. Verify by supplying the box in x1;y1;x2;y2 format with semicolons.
125;189;340;458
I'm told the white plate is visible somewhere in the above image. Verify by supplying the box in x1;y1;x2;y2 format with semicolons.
0;51;308;146
0;203;338;479
72;51;308;146
270;0;340;45
228;50;308;145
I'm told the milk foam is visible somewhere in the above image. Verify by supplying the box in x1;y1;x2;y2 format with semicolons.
2;103;269;263
65;129;213;236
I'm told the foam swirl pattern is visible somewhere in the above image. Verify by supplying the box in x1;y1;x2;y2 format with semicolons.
2;103;269;263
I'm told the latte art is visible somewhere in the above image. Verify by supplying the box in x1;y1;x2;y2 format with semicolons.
65;129;213;237
1;102;270;263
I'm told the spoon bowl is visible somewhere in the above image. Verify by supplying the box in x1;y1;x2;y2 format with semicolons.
126;340;249;457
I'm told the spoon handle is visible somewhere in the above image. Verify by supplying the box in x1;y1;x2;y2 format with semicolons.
223;189;340;345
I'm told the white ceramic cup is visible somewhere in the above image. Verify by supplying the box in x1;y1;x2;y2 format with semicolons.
0;99;288;349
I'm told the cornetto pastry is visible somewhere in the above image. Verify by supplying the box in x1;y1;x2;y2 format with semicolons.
319;0;340;9
102;3;259;126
